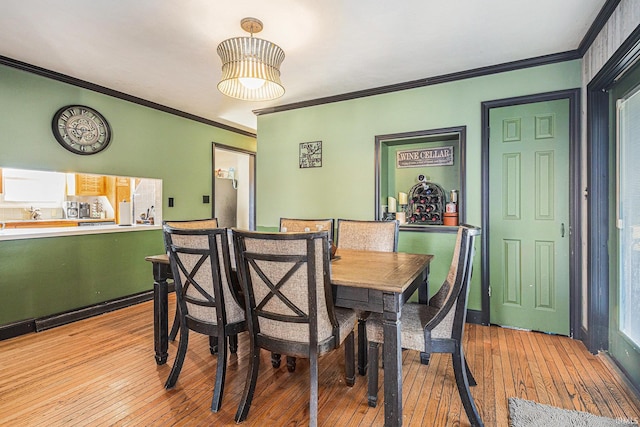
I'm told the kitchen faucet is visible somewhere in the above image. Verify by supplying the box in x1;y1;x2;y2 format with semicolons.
27;206;42;220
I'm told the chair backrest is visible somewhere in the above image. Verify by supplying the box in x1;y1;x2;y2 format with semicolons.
165;218;219;229
279;218;335;241
163;222;244;333
232;229;339;356
425;224;481;339
336;219;399;252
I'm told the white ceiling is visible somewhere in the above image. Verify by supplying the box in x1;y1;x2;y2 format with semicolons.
0;0;606;134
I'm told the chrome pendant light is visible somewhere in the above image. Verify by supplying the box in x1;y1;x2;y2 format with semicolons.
217;18;285;101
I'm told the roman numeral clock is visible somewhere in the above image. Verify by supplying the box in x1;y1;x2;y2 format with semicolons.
52;105;112;155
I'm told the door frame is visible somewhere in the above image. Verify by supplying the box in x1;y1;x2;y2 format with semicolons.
585;25;640;353
211;142;256;230
480;89;581;337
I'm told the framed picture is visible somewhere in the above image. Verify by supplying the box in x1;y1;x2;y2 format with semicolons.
299;141;322;168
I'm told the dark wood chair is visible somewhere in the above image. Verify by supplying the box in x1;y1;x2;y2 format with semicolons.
279;217;334;237
365;224;483;426
163;218;244;354
232;229;356;427
336;218;399;375
166;219;219;338
163;223;246;412
272;217;336;372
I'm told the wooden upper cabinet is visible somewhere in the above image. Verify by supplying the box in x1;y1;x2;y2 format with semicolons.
75;174;106;196
116;177;130;187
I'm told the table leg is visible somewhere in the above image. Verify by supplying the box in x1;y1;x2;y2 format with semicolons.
382;291;403;427
418;266;430;365
418;265;429;304
152;261;170;365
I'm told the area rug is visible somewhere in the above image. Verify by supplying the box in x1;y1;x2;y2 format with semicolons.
508;397;639;427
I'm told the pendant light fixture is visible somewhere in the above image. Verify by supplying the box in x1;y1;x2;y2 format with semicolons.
217;18;285;101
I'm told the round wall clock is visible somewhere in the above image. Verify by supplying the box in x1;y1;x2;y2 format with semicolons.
52;105;112;155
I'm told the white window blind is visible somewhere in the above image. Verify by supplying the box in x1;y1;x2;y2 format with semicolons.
617;88;640;347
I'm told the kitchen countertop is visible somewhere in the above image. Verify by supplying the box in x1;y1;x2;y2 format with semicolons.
0;223;161;241
2;218;117;227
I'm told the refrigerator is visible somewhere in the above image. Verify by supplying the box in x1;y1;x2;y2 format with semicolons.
215;177;237;228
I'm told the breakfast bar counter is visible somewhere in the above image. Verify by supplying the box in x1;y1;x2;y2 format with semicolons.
0;223;161;241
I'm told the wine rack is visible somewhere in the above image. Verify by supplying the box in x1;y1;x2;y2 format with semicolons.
407;181;445;225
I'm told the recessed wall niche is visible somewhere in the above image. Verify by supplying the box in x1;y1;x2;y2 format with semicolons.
375;126;466;232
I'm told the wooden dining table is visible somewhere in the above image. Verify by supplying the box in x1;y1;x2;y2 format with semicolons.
145;248;433;427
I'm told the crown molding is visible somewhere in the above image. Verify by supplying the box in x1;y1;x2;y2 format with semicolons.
254;0;624;117
253;50;580;116
0;55;256;138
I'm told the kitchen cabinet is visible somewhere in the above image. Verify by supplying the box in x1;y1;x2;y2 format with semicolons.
0;168;3;194
76;174;106;196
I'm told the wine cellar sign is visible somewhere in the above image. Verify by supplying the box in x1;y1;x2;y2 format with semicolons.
396;146;454;168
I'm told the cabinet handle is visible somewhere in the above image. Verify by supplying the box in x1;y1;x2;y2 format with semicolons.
561;223;565;238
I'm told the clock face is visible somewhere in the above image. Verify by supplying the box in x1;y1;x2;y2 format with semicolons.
52;105;111;155
299;141;322;168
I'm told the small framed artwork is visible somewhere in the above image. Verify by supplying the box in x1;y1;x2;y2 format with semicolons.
299;141;322;168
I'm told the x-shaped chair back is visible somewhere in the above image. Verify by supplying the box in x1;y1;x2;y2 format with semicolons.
163;223;246;413
233;229;339;355
164;226;244;332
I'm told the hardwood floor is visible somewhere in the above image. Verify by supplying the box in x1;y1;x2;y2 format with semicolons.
1;295;638;426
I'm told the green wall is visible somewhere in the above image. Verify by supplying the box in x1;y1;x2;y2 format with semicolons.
0;231;163;324
255;60;582;310
0;64;255;326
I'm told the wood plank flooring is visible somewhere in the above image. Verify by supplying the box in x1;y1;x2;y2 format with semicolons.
1;295;638;426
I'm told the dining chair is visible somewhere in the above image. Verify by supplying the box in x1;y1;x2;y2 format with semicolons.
336;218;399;375
272;217;335;372
279;217;334;239
165;219;239;353
365;224;483;426
232;229;356;427
163;223;246;412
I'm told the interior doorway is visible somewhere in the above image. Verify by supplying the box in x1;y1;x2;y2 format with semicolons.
212;143;255;230
488;99;571;335
481;89;581;336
